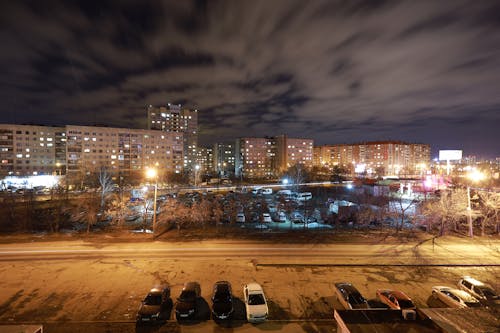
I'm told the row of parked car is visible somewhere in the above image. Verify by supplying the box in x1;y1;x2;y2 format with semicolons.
136;281;268;325
137;275;498;326
334;276;499;316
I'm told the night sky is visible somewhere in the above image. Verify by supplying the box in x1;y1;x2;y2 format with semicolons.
1;1;499;158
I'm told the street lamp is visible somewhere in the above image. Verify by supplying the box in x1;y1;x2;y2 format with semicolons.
146;167;158;234
194;165;200;187
466;169;485;238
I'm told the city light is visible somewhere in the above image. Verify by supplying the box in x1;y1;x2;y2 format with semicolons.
145;167;158;234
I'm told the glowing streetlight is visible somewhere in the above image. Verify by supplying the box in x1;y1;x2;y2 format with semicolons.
466;169;485;238
145;167;158;234
194;165;200;187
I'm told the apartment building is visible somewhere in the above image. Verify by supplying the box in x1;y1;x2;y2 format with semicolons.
0;124;183;180
147;104;198;169
0;124;66;177
313;141;430;177
235;135;314;179
235;137;276;179
213;142;236;177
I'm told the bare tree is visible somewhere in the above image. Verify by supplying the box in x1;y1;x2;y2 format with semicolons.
71;192;100;233
106;193;131;229
389;191;418;232
286;164;307;192
478;191;500;235
98;167;115;209
421;189;469;236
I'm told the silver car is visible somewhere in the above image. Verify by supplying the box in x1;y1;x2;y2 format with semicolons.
431;286;481;308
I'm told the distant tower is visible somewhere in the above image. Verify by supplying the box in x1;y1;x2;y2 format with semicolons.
147;104;198;170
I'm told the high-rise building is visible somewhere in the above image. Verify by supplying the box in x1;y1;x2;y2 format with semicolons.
213;142;236;177
147;104;198;169
197;146;213;174
275;135;313;173
235;135;314;179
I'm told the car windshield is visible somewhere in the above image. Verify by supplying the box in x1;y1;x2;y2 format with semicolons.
398;299;415;309
144;294;162;305
465;301;481;307
248;294;265;305
479;287;497;299
348;293;366;305
179;290;196;301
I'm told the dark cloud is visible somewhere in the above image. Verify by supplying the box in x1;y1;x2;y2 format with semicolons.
0;0;499;157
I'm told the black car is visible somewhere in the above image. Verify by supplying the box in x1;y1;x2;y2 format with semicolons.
334;282;369;310
211;281;234;320
175;282;201;320
136;285;171;324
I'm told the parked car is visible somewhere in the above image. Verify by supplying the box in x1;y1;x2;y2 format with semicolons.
457;276;499;305
278;211;287;222
175;282;201;320
376;289;416;319
431;286;482;308
261;188;273;195
211;281;234;320
376;289;416;310
136;285;171;324
244;283;268;323
261;213;272;223
236;212;246;223
295;192;312;201
291;211;304;223
334;282;369;309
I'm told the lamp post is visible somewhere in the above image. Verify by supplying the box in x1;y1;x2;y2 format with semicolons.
466;169;485;238
194;164;200;187
146;167;158;234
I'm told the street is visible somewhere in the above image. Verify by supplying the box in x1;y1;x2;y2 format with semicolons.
0;236;498;332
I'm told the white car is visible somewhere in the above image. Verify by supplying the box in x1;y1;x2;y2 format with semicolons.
262;213;272;223
278;211;287;222
244;283;268;323
236;212;246;223
431;286;482;308
457;276;499;304
261;188;273;195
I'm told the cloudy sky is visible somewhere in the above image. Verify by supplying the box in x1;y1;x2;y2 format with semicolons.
1;0;499;157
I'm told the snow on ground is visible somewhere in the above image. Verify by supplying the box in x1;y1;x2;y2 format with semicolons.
0;234;498;324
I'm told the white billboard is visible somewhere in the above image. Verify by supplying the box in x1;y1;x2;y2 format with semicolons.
439;150;462;161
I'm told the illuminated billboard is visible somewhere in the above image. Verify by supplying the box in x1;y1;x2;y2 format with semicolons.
439;150;462;161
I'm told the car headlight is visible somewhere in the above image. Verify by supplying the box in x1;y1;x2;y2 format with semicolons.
188;309;195;314
152;313;159;318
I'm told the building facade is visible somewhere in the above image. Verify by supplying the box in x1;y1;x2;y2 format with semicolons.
275;135;314;173
0;124;66;177
235;135;314;179
147;104;198;169
313;141;430;177
213;142;236;177
0;124;183;180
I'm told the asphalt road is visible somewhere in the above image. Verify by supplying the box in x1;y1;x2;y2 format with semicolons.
0;240;499;265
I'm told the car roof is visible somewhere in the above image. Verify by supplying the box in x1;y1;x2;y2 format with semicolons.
386;290;411;300
183;282;199;290
336;282;357;291
150;284;169;293
246;282;263;292
462;276;486;287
